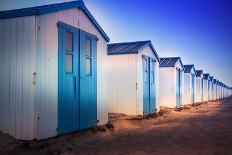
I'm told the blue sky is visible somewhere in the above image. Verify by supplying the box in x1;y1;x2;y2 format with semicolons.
0;0;232;86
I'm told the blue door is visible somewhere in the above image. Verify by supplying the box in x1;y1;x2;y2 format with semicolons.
143;56;150;115
58;23;97;134
79;30;97;129
176;69;181;108
58;25;79;134
143;56;156;115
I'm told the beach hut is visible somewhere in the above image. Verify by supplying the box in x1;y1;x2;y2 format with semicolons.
212;79;217;100
216;80;221;99
209;76;214;100
159;57;184;108
0;1;110;140
203;74;210;101
195;70;204;103
183;65;196;105
107;41;160;115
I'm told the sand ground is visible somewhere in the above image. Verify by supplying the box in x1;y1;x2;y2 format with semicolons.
0;97;232;155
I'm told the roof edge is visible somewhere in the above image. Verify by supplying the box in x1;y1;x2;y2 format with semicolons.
0;0;110;42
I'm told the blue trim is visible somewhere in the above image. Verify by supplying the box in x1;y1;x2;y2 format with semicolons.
0;0;110;42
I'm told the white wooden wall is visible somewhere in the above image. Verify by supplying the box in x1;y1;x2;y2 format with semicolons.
159;68;175;108
195;77;203;103
36;8;109;139
203;79;209;101
108;54;138;115
108;46;159;115
0;16;36;140
183;73;191;105
137;46;160;114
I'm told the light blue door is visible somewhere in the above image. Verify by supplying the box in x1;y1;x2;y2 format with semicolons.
58;24;79;134
79;30;97;129
176;69;181;108
143;56;150;115
143;56;156;115
58;23;97;134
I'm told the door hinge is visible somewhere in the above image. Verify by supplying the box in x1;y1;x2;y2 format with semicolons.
136;83;138;89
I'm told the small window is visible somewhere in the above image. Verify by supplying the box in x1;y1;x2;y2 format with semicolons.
144;59;148;82
66;31;73;52
86;58;91;75
86;39;91;56
66;54;73;73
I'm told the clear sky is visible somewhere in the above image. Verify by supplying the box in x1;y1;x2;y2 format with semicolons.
0;0;232;86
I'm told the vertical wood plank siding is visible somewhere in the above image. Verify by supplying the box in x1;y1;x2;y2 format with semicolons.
0;16;36;140
108;54;137;115
36;8;108;139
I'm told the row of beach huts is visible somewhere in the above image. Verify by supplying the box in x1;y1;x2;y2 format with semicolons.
0;1;231;140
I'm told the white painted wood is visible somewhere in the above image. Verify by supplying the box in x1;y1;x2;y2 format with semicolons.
108;45;159;115
203;79;209;101
0;16;36;140
159;60;184;108
195;77;203;103
35;8;109;139
108;54;137;115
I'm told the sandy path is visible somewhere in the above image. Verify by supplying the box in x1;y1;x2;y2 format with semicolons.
0;98;232;155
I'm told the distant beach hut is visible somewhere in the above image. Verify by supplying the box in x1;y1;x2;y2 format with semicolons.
159;57;184;108
107;41;160;115
195;70;204;103
183;65;196;105
203;74;210;101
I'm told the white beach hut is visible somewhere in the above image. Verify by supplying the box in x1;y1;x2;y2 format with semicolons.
212;79;217;100
0;1;110;140
159;57;184;108
107;41;160;115
183;65;196;105
195;70;204;103
203;74;210;101
209;76;214;100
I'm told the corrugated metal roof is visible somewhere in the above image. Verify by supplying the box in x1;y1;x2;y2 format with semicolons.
183;65;195;73
209;76;214;81
213;79;217;84
195;70;203;77
107;40;160;61
0;0;110;42
159;57;183;68
203;74;210;80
